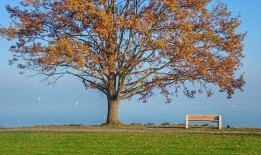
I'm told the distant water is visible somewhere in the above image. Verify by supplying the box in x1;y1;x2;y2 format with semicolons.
0;110;260;128
0;99;260;128
120;110;261;128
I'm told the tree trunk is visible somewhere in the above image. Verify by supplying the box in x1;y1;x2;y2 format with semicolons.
106;97;120;124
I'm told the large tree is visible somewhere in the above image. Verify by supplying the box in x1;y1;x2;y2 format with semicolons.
1;0;245;124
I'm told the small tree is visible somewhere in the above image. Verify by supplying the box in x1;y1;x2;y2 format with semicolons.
1;0;245;124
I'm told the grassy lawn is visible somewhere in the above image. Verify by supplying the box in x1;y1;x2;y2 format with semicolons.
0;131;260;154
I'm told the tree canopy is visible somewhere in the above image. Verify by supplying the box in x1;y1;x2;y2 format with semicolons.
0;0;246;124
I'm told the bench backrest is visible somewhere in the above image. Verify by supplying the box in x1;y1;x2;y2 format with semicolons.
186;114;220;121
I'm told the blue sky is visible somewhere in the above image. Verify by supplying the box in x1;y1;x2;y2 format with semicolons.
0;0;261;127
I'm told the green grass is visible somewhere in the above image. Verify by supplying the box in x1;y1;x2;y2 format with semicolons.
0;131;260;154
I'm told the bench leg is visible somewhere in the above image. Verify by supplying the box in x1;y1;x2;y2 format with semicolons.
218;115;222;129
185;115;188;129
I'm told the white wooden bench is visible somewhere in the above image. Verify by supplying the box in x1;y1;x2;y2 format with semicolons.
185;114;222;129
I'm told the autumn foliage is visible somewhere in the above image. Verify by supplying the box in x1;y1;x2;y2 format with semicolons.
0;0;245;124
